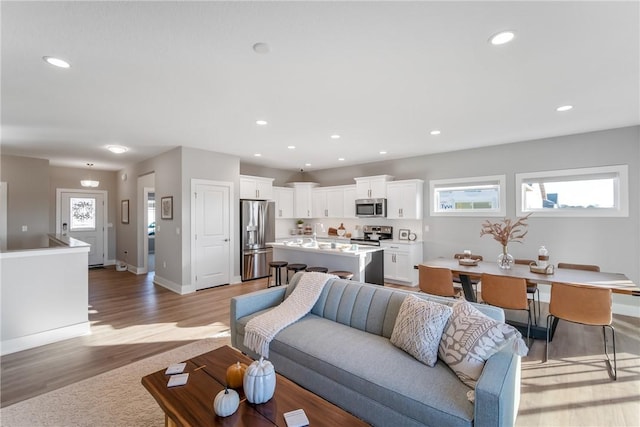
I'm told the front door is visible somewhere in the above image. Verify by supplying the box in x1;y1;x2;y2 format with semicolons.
59;191;106;266
193;182;231;290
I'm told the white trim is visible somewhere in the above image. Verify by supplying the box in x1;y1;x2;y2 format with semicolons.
0;182;7;251
153;274;194;295
190;179;235;290
516;165;629;217
430;175;506;217
1;322;91;356
55;188;108;265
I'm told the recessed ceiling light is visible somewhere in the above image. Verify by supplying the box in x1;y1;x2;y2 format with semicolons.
489;31;515;46
305;163;311;167
43;56;71;68
338;158;345;161
556;105;573;112
287;145;296;150
430;130;441;136
379;151;387;155
330;134;341;139
254;153;262;157
107;145;129;154
253;42;270;54
255;120;268;126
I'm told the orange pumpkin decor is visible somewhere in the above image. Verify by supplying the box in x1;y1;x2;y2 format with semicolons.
226;361;248;389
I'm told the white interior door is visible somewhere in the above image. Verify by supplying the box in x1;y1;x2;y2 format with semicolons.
193;182;230;289
59;191;105;266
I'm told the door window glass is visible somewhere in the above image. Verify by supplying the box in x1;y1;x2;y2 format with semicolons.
70;197;96;230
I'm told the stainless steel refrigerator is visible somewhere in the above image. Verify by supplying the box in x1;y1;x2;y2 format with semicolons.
240;199;275;281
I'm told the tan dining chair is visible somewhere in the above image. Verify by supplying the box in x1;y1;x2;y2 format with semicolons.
418;265;460;298
546;282;616;380
515;259;541;325
480;273;532;342
557;262;600;272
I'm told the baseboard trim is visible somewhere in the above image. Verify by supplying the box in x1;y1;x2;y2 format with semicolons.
153;275;194;295
1;322;91;356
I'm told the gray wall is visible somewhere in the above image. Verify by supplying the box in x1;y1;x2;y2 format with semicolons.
116;146;242;291
1;155;50;249
304;126;640;290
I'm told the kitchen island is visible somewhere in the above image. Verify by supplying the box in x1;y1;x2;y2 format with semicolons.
270;241;384;285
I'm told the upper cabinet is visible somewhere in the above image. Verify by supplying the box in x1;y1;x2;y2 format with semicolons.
240;175;274;200
354;175;394;199
312;186;348;218
273;187;294;219
386;179;424;219
343;185;357;218
288;182;318;219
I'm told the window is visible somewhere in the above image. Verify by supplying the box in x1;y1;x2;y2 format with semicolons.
70;197;96;230
430;175;506;216
516;165;628;217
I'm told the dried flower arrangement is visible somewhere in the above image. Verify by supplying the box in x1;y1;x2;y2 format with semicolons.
480;213;532;247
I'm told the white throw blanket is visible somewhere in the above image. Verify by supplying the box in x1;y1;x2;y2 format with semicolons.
243;272;335;358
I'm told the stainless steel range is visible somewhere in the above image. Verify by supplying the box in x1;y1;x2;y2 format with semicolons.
350;225;393;246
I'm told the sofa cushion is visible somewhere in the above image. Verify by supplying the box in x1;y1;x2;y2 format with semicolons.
438;300;527;388
237;312;475;427
390;294;453;367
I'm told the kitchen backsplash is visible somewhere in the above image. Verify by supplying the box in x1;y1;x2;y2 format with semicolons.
275;218;422;241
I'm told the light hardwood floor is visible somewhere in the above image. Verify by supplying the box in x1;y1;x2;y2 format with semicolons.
1;267;639;426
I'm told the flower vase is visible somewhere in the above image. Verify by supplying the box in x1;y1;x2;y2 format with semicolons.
497;246;514;269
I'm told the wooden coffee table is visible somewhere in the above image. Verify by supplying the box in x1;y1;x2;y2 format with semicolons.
142;345;369;427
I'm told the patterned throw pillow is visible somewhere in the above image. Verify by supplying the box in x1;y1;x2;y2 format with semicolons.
438;300;528;388
390;294;453;367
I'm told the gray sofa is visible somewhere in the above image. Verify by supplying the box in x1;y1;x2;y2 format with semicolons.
230;273;521;427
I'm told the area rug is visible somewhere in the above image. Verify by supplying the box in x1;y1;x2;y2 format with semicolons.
0;333;231;427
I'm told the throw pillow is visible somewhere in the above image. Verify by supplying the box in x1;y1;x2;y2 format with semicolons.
390;294;453;367
438;300;528;388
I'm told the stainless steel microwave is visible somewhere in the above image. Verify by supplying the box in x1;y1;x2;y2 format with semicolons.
355;198;387;218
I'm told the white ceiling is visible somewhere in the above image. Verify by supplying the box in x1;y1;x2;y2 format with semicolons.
1;1;638;172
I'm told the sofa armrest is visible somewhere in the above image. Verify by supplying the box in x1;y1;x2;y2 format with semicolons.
473;349;521;427
230;286;287;348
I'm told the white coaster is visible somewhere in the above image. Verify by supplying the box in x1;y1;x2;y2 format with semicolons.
283;408;309;427
165;363;186;375
167;373;189;387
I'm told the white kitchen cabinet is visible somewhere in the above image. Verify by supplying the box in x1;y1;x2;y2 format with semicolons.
381;241;422;286
313;186;348;218
354;175;394;199
343;185;357;218
240;175;274;200
273;187;294;219
386;179;424;219
288;182;318;219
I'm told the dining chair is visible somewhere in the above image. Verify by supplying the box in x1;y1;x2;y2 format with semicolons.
480;273;532;342
515;259;541;325
418;265;460;298
452;253;483;298
557;262;600;272
546;282;616;380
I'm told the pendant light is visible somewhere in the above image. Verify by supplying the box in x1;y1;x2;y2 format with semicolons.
81;163;100;188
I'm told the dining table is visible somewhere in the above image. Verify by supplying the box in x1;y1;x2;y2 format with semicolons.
419;258;639;339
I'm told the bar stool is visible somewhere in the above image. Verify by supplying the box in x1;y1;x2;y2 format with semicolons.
305;266;328;273
268;261;288;287
286;263;307;283
329;270;354;280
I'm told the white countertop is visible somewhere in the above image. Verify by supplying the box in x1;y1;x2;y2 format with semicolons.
269;241;383;257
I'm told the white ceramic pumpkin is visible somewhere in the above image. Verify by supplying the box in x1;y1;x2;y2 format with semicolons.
213;387;240;417
243;357;276;404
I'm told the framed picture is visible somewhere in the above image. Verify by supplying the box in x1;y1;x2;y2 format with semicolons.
398;229;410;240
121;200;129;224
161;196;173;220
